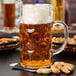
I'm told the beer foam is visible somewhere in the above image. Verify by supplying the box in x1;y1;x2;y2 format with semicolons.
22;4;52;24
3;0;15;4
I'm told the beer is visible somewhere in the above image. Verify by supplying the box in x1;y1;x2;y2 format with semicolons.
52;0;64;21
20;4;52;69
20;23;52;68
3;0;15;30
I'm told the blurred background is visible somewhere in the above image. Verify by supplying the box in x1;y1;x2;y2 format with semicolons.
68;0;76;23
0;0;76;31
0;0;21;29
0;0;76;24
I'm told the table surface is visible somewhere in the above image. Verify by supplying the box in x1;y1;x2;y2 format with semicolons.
0;49;76;76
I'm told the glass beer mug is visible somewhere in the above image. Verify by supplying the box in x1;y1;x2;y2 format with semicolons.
2;0;15;33
2;0;20;33
20;0;68;71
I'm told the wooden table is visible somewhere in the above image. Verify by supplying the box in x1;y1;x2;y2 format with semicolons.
0;49;76;76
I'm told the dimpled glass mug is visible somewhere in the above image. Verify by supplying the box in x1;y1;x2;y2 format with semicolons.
19;0;68;71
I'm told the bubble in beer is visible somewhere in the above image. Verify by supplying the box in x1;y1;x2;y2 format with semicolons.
33;53;42;60
26;29;35;33
27;50;35;54
23;53;29;60
26;42;35;50
39;42;47;48
31;32;40;39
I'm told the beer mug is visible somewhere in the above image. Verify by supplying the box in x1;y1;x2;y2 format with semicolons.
20;0;68;71
2;0;20;33
52;0;64;21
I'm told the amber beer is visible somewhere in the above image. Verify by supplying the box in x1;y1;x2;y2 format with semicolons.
20;23;52;68
20;4;52;69
3;0;15;30
52;0;64;21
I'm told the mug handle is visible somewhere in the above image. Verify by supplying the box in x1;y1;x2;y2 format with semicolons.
52;21;69;55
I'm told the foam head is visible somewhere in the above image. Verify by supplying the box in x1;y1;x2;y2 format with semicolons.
3;0;15;4
22;4;52;24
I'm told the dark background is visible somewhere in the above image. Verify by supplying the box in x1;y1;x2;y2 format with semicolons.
68;0;76;23
1;0;76;24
